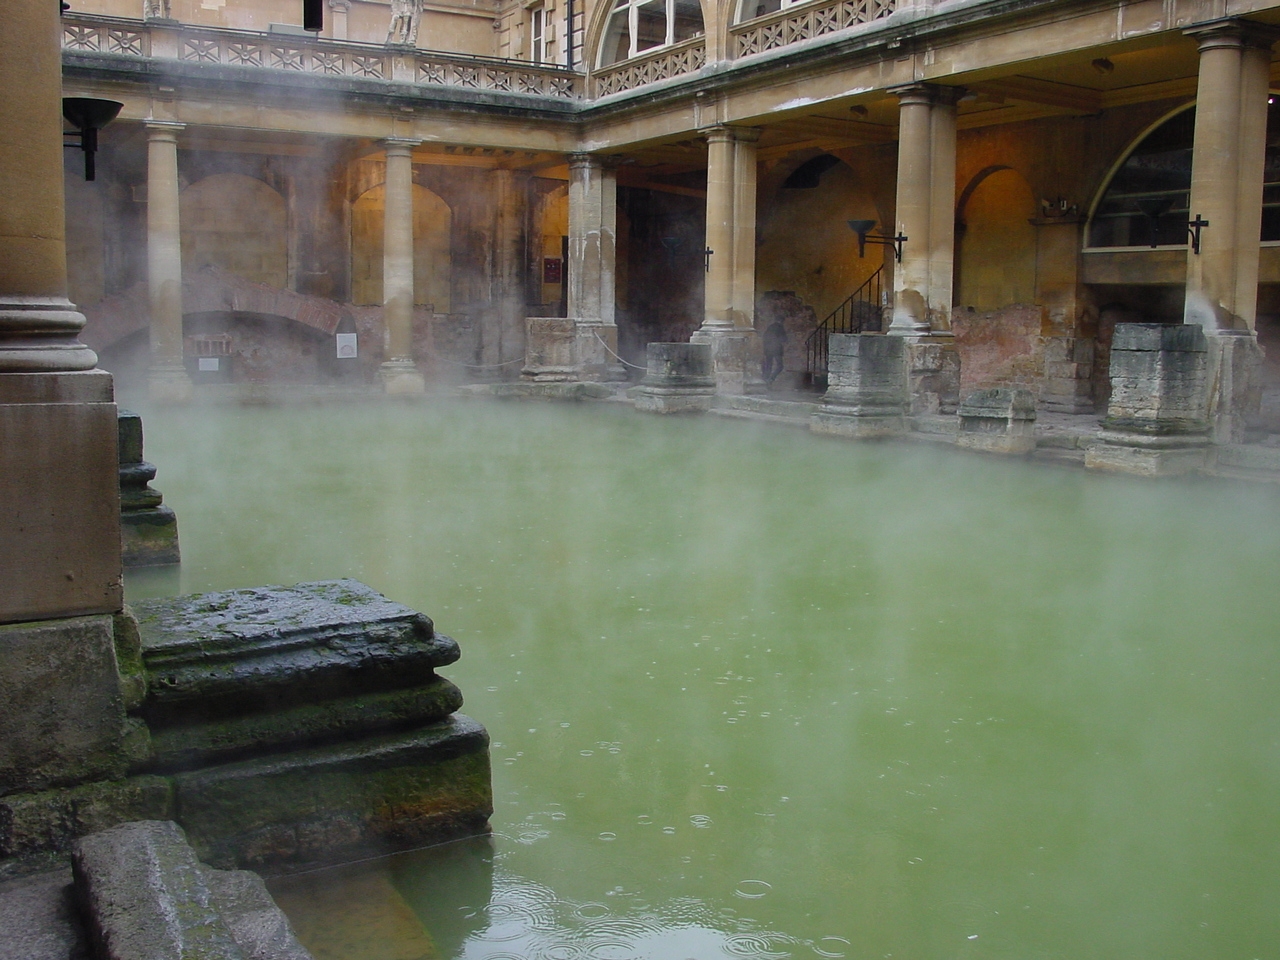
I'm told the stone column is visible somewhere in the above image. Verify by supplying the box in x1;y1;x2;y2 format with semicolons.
1;0;128;795
566;154;624;381
695;126;761;394
1182;20;1277;441
379;139;425;395
489;168;529;374
1183;20;1275;331
146;122;192;404
888;83;960;334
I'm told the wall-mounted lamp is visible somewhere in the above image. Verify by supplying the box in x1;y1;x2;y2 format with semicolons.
704;247;714;272
847;219;907;263
303;0;323;32
62;97;123;181
1135;196;1207;254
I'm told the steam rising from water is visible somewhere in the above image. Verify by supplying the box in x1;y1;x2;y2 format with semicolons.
134;400;1280;960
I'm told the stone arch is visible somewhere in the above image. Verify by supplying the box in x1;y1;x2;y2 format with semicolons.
955;166;1037;310
350;182;452;312
756;153;885;325
180;173;289;288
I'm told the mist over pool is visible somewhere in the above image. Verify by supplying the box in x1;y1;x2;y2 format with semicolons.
128;400;1280;960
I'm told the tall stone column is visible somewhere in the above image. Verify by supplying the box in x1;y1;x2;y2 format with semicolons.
379;139;425;395
888;83;959;334
886;84;962;414
2;0;128;795
566;153;624;380
1182;20;1277;441
1183;20;1275;332
695;125;761;394
146;122;192;403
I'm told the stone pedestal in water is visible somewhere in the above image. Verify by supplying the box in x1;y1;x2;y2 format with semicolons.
118;411;180;567
1086;323;1211;476
633;343;716;413
0;580;492;874
810;333;908;438
957;388;1038;455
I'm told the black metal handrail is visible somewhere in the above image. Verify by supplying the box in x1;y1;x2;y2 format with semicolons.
804;264;884;388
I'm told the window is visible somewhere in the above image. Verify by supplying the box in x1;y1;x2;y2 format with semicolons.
1088;101;1280;248
598;0;704;66
735;0;802;23
530;5;545;63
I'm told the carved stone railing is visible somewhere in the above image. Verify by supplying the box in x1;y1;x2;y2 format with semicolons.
61;14;582;100
592;37;707;97
731;0;895;58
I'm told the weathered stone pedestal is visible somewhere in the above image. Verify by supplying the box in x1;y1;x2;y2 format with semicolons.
1;580;492;875
810;333;908;438
1205;329;1264;443
118;411;179;567
1041;336;1096;414
1086;323;1211;476
957;388;1037;455
904;334;961;415
522;318;627;383
689;328;756;395
378;359;426;396
633;343;716;414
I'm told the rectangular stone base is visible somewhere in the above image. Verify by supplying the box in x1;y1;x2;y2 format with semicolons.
633;388;714;414
957;431;1037;455
810;408;906;439
1084;437;1209;476
176;715;491;871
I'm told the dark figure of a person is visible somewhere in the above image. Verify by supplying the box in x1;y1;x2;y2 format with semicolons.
762;319;787;385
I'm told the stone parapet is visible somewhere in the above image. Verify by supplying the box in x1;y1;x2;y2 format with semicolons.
811;333;908;438
634;343;715;414
904;334;960;415
957;388;1037;455
689;328;758;396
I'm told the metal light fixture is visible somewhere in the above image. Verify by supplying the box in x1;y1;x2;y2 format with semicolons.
62;97;123;181
1134;196;1208;254
847;219;907;263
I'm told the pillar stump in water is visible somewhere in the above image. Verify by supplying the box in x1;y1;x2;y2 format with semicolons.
633;343;715;414
1086;323;1211;476
522;318;578;381
118;411;180;567
810;333;908;438
0;580;492;874
957;388;1038;455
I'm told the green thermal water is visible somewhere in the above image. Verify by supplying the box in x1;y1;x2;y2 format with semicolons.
127;400;1280;960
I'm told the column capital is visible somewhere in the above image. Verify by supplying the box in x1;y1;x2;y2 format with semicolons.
887;82;966;107
698;124;763;145
328;0;351;9
144;121;184;140
1184;17;1280;52
568;153;618;171
381;138;419;157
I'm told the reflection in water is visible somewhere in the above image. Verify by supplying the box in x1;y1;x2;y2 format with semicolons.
132;401;1280;959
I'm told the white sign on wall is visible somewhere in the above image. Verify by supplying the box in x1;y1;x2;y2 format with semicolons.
197;357;220;372
336;333;358;359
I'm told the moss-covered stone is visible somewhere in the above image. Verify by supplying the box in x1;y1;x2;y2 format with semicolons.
146;676;465;771
175;716;492;871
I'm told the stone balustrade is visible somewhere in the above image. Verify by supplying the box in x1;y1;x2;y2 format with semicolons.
592;37;707;97
731;0;896;59
62;14;582;100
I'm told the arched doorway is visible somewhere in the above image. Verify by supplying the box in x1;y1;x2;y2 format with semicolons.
350;182;452;312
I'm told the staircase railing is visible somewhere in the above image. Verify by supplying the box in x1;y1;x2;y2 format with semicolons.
804;265;885;388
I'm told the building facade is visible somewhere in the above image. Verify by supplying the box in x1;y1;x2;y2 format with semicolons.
58;0;1280;432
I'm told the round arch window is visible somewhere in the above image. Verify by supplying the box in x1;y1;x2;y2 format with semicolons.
1088;100;1280;248
598;0;704;67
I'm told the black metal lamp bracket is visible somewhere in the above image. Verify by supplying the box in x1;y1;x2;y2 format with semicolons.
1188;214;1209;255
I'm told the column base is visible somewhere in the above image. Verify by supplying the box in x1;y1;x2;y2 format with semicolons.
573;321;629;383
379;360;426;396
1084;430;1210;477
148;364;194;405
0;298;97;373
690;327;755;395
904;333;960;415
